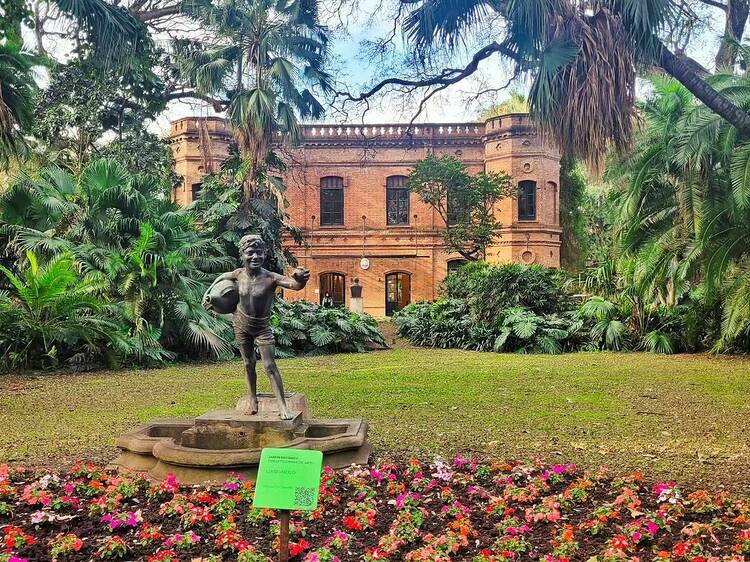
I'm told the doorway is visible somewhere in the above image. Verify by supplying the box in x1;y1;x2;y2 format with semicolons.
385;272;411;316
319;272;346;306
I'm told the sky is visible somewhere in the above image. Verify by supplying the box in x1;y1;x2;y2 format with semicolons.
151;0;729;134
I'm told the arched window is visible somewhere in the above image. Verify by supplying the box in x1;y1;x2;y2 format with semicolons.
385;272;411;316
320;272;346;306
548;181;558;225
191;182;203;202
320;176;344;226
518;180;537;221
386;176;409;225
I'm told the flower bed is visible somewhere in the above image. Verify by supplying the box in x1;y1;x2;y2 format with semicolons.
0;457;749;561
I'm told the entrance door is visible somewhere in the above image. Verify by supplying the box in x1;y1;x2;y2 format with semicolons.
385;272;411;316
319;272;346;306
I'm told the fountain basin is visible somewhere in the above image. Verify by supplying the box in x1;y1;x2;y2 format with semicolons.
111;394;371;483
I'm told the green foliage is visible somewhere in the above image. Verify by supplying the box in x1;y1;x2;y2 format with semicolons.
396;260;711;355
99;129;178;189
0;252;118;370
559;158;590;272
442;261;571;318
395;262;580;355
0;41;37;166
476;92;529;121
0;159;235;366
191;150;303;272
393;299;581;355
271;299;386;357
0;0;32;43
33;58;166;173
407;155;514;260
609;74;750;350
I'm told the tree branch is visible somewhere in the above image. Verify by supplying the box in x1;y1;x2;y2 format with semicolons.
696;0;728;11
132;4;181;21
335;41;514;103
658;41;750;133
165;90;227;112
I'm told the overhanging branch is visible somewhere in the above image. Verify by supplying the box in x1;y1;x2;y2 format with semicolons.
165;90;227;113
335;41;515;104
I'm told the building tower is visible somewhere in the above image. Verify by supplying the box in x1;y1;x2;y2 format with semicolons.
482;114;562;267
169;117;233;206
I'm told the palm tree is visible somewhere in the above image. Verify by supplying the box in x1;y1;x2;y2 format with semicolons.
0;159;236;360
0;41;36;166
173;0;331;201
610;73;750;349
387;0;750;165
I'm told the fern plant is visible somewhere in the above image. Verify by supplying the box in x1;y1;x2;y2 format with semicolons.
0;252;118;370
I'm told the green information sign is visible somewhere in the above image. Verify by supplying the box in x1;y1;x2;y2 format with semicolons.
253;448;323;511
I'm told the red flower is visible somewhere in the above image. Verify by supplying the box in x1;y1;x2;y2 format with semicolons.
288;538;310;557
672;542;691;557
342;515;362;531
611;534;629;550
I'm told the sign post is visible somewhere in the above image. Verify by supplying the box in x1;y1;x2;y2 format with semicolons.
253;448;324;562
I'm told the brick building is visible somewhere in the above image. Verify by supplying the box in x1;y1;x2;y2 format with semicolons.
169;114;561;317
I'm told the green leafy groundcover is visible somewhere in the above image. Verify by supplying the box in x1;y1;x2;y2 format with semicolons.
1;458;749;561
271;299;386;357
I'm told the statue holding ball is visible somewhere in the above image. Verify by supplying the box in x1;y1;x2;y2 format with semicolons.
202;234;310;419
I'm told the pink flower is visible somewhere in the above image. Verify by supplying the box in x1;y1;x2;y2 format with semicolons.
646;521;659;536
223;481;239;492
161;474;180;493
653;482;675;496
30;511;46;524
452;455;468;469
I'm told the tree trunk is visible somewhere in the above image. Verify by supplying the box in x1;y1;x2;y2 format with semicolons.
715;0;749;70
659;43;750;133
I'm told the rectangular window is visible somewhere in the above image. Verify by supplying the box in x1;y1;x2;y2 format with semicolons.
320;177;344;226
518;180;537;221
386;176;409;225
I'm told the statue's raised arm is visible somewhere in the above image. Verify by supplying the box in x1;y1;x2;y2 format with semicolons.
272;268;310;291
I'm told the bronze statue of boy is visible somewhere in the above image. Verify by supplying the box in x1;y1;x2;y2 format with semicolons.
203;234;310;420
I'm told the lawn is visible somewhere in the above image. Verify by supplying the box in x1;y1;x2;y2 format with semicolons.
2;349;750;491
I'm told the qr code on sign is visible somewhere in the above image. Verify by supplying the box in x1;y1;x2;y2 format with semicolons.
294;486;315;507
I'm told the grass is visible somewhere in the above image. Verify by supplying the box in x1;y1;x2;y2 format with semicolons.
2;349;750;491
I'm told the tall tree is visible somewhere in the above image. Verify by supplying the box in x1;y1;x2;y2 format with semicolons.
714;0;750;69
172;0;331;202
342;0;750;165
407;155;514;261
610;73;750;347
0;41;36;166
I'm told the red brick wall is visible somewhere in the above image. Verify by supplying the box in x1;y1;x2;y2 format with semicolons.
170;118;561;317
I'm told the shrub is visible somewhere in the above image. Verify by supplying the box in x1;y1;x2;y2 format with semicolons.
442;262;571;319
0;252;119;371
393;300;582;354
271;299;386;357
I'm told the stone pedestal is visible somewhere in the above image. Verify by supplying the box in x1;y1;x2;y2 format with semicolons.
111;393;371;484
